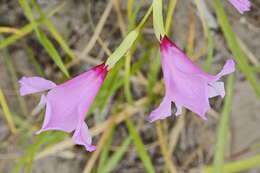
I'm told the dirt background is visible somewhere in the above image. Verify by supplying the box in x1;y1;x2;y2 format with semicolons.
0;0;259;172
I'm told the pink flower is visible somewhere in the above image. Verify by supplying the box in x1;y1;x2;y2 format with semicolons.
227;0;251;14
149;36;235;122
19;64;108;151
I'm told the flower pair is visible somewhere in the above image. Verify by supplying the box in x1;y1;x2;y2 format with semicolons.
19;36;235;151
19;0;250;151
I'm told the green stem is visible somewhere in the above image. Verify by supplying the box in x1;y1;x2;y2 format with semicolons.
206;154;260;173
213;74;234;173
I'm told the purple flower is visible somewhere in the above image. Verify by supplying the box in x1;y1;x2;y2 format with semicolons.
227;0;251;14
19;64;108;151
149;36;235;122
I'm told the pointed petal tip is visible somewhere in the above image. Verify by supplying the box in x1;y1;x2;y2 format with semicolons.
228;0;251;14
149;113;157;123
19;76;56;96
200;113;208;120
85;144;96;152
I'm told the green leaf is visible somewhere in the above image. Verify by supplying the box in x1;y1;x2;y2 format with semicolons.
105;29;139;69
206;154;260;173
213;74;234;173
153;0;165;40
126;118;155;173
97;125;115;172
0;88;16;133
37;30;70;77
101;137;132;173
32;0;75;60
18;0;69;77
0;3;63;49
204;29;214;72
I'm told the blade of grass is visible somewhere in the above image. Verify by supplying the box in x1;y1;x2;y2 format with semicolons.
156;121;177;173
105;4;153;69
97;124;115;172
204;29;214;72
101;136;132;173
24;44;45;77
83;120;115;173
125;118;155;173
153;0;165;40
31;0;75;60
165;0;177;34
19;0;69;77
11;131;51;173
213;0;260;97
105;29;139;69
0;26;24;35
0;88;16;134
127;0;134;22
206;154;260;173
12;131;68;173
251;66;260;72
37;30;70;77
0;35;28;116
213;74;234;173
0;3;64;49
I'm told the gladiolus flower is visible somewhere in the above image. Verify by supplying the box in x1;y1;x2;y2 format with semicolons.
227;0;251;14
149;36;235;122
19;64;108;151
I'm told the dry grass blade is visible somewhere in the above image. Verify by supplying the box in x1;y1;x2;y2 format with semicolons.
80;0;114;59
0;26;24;35
169;114;185;154
237;37;259;66
83;119;115;173
0;88;16;134
156;121;177;173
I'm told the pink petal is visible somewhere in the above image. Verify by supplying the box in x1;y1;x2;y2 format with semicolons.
227;0;251;14
38;94;47;106
35;64;107;151
215;59;235;81
149;36;235;121
19;77;56;96
37;66;106;133
175;103;183;116
72;122;96;152
149;97;172;122
208;82;225;98
170;72;210;118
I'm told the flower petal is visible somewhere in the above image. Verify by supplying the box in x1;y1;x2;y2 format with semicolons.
208;82;225;98
149;97;172;122
19;77;56;96
227;0;251;14
72;122;96;152
175;103;182;116
170;73;210;119
215;59;235;81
